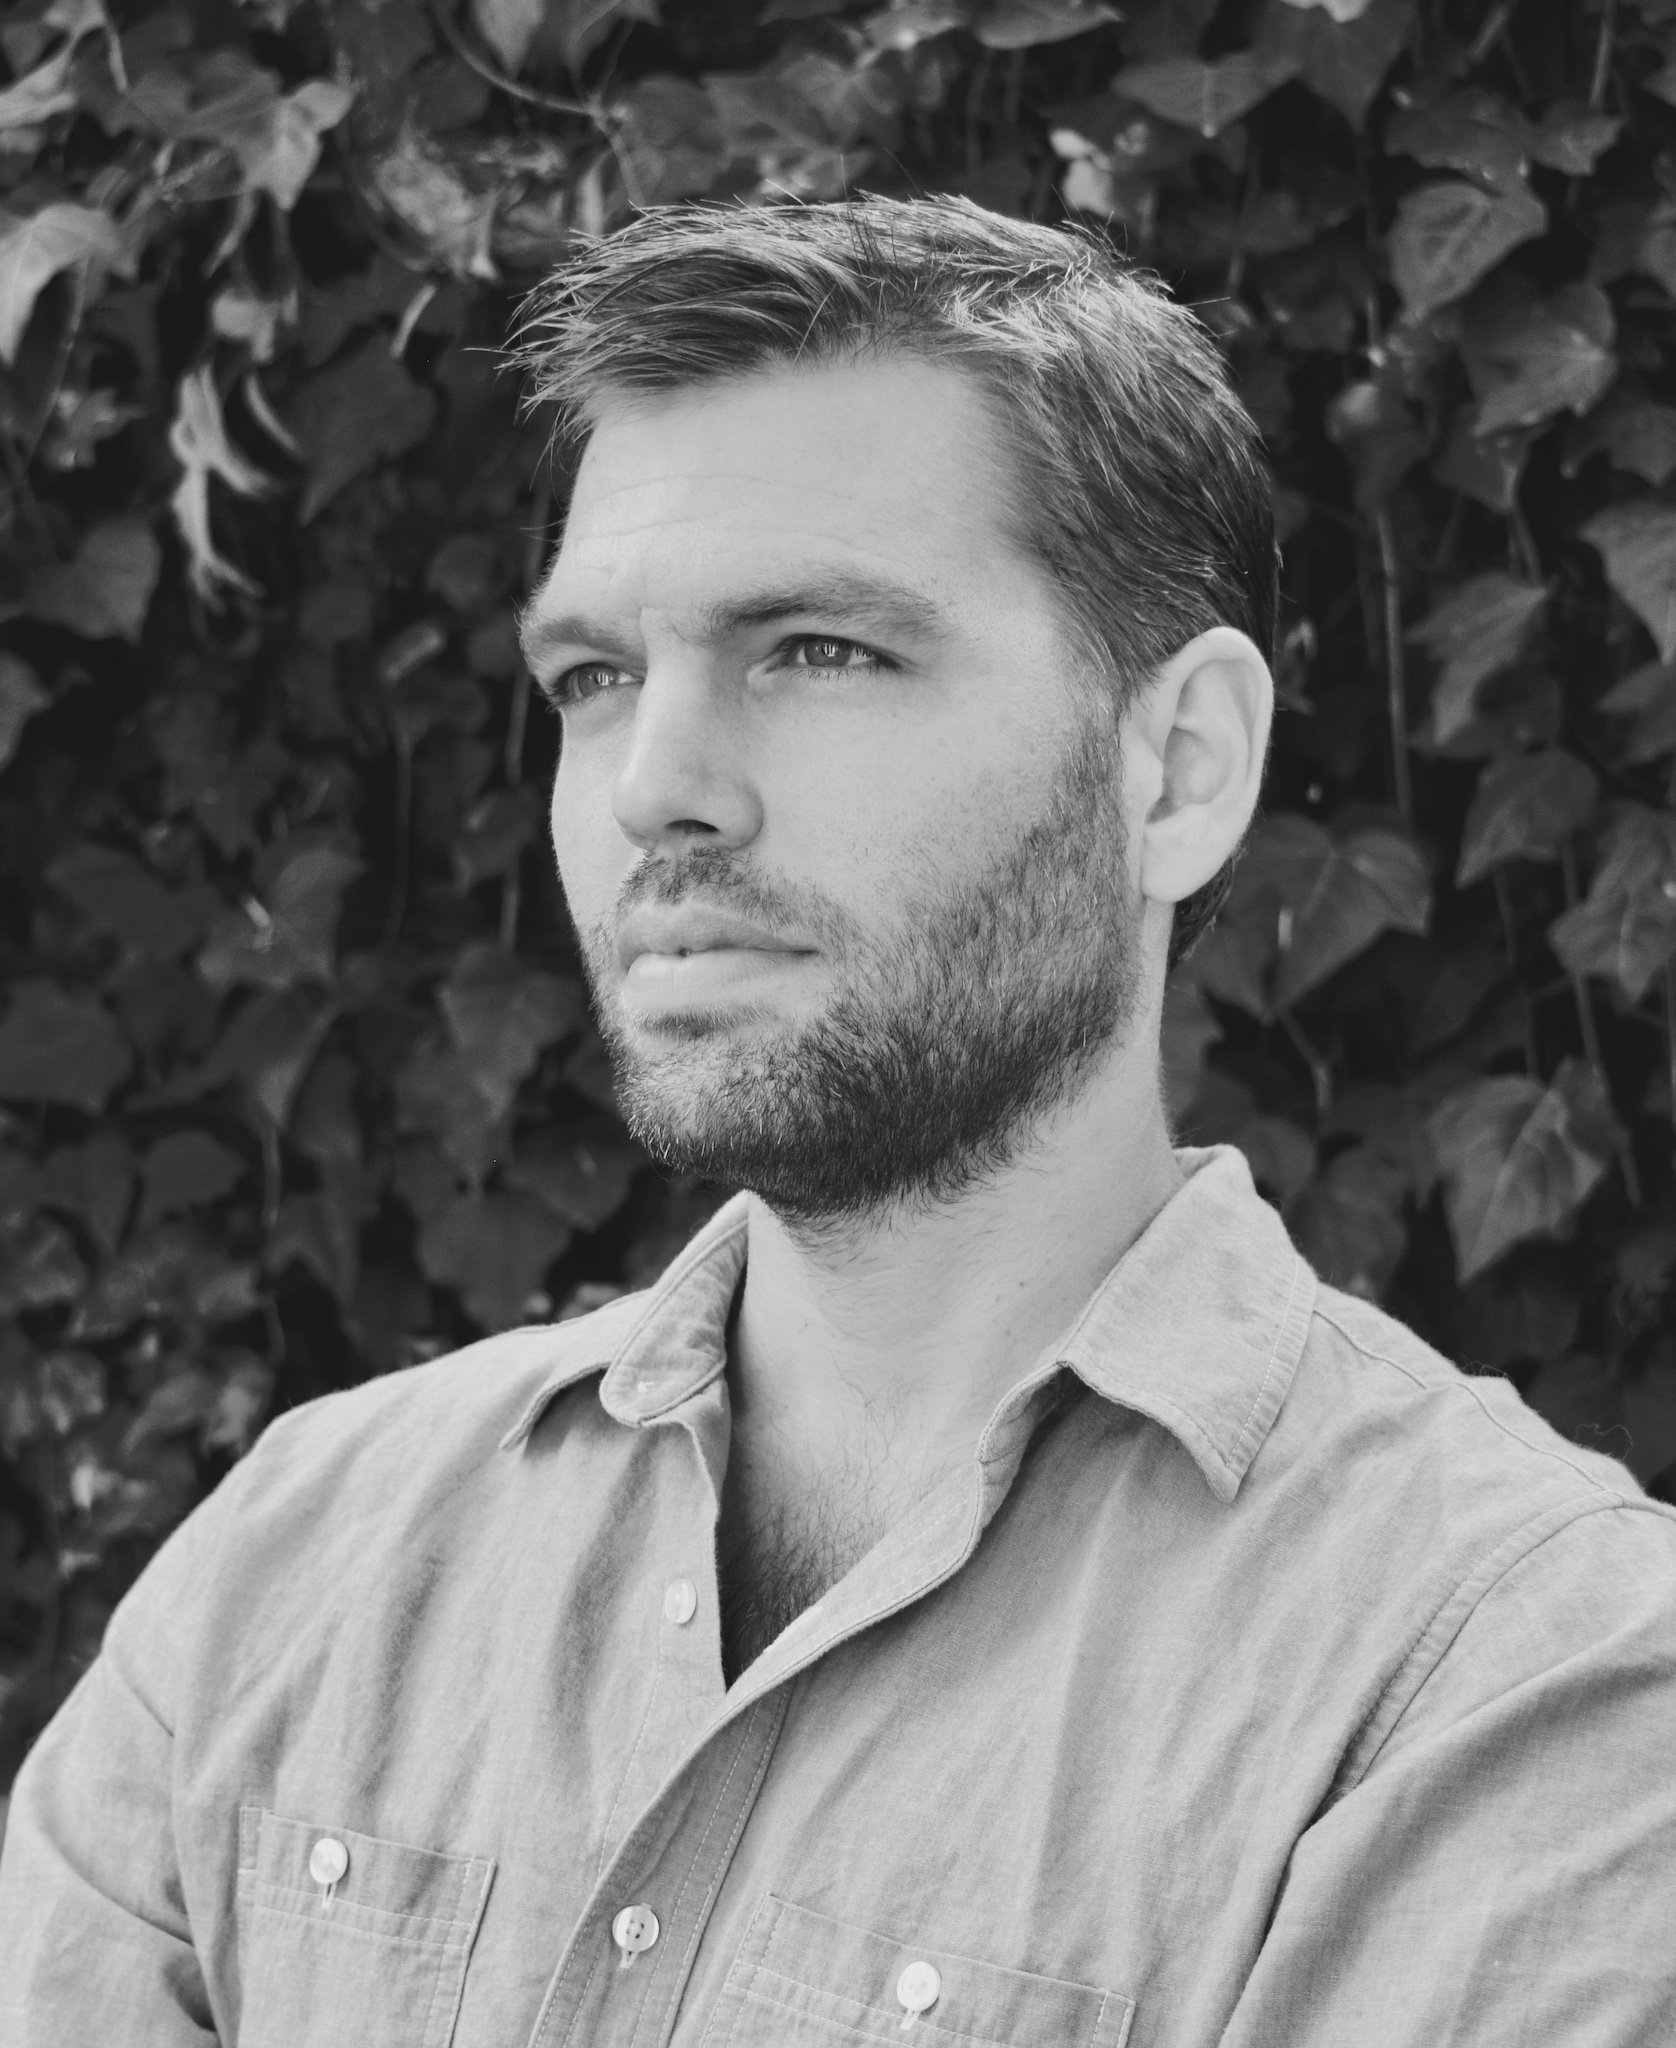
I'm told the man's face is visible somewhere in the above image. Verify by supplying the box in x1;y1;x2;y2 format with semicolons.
524;356;1151;1233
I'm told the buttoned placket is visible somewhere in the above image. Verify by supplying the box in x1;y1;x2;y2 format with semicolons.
515;1359;1065;2048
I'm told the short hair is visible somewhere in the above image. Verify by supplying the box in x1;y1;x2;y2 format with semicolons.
512;194;1277;965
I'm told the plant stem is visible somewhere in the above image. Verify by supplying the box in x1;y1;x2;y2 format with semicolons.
384;739;413;945
1666;957;1676;1142
1590;0;1617;110
1561;838;1641;1205
1375;510;1412;823
1468;0;1517;65
1281;1011;1333;1117
1492;867;1539;1074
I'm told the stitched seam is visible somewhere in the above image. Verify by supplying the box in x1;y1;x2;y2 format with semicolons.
420;1852;471;2048
1312;1300;1635;1504
539;1923;608;2048
240;1904;469;1955
655;1698;788;2048
1357;1499;1666;1773
697;1895;781;2048
1335;1497;1637;1795
1230;1253;1311;1462
734;1979;1018;2048
627;1704;777;2048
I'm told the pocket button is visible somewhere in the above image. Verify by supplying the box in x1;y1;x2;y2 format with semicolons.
307;1837;349;1887
896;1959;941;2019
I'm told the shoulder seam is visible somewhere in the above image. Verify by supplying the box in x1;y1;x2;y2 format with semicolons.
1311;1297;1632;1508
1339;1496;1676;1798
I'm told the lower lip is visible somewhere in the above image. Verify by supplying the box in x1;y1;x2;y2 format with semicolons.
622;947;815;1006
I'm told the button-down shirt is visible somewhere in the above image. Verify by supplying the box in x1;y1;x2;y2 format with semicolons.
3;1145;1675;2047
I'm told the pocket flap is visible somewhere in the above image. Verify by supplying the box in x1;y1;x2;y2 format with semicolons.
715;1895;1134;2048
237;1806;494;1950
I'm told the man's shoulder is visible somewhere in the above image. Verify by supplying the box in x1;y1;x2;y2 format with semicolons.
1289;1279;1672;1537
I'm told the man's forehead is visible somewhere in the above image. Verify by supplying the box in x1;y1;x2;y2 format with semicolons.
564;355;1012;534
527;359;1038;654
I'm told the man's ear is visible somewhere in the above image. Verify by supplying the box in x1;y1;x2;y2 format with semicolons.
1127;627;1272;909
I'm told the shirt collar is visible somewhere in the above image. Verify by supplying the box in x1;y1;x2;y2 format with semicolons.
501;1145;1315;1503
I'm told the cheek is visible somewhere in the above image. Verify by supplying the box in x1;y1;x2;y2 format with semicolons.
548;749;624;923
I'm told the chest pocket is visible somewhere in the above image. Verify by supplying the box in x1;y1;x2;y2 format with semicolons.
701;1895;1134;2048
235;1806;495;2048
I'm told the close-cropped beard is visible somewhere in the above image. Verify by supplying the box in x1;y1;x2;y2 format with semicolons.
580;708;1142;1244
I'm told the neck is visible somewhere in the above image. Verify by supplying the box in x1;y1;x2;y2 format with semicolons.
726;1037;1185;1507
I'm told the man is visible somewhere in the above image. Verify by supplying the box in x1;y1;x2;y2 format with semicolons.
2;196;1673;2047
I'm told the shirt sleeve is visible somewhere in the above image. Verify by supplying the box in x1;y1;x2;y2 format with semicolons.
0;1498;222;2047
1220;1500;1676;2047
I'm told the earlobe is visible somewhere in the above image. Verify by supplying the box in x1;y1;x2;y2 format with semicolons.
1135;628;1272;909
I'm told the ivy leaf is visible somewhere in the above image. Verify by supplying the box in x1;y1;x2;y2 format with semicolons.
137;1130;247;1230
22;519;160;642
866;2;974;51
0;982;131;1112
438;943;585;1120
1548;807;1676;1002
1528;102;1621;175
1192;814;1430;1016
1110;52;1297;137
1272;820;1432;1009
506;1115;644;1230
198;843;363;993
284;338;438;522
0;1226;88;1319
198;990;334;1131
1581;502;1676;663
1257;0;1414;130
1456;748;1599;886
453;786;543;890
1289;1145;1409;1300
418;1191;570;1330
974;0;1119;49
39;1132;136;1257
1324;373;1427;509
615;77;727;202
46;843;215;962
0;203;123;362
1409;573;1547;742
1598;661;1676;766
1386;88;1531;193
0;653;49;775
1431;405;1530;510
471;0;545;73
1561;383;1676;487
1388;179;1546;322
1427;1058;1618;1281
1460;281;1616;437
364;130;495;278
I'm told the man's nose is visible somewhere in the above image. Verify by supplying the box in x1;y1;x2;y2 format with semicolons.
609;663;762;855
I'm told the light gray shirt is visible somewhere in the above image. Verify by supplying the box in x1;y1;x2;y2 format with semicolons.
3;1145;1674;2047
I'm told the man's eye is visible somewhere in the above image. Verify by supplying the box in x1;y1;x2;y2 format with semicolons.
547;663;634;707
786;637;883;672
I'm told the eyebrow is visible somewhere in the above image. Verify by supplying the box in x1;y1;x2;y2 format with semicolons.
515;571;953;678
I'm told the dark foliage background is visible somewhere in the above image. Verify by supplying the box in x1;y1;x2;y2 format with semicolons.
2;0;1676;1800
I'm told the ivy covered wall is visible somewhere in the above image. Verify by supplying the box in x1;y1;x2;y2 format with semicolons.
3;0;1676;1791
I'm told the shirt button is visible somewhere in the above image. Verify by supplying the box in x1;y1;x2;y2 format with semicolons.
662;1577;698;1626
307;1837;349;1887
611;1902;660;1964
896;1959;941;2019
